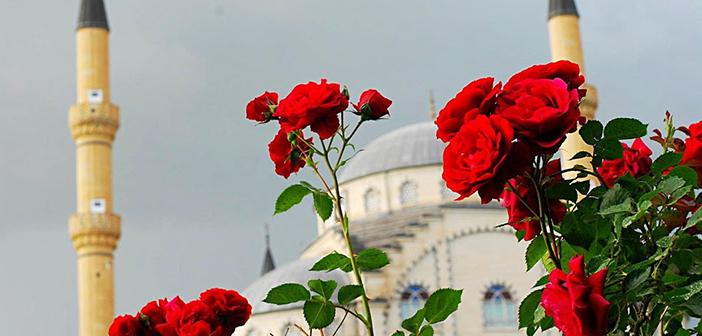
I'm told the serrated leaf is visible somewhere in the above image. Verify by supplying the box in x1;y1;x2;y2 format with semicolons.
401;308;425;333
310;252;352;272
599;198;633;216
274;184;312;215
264;283;310;305
303;300;336;329
595;138;624;160
652;152;682;174
356;248;390;271
313;192;334;221
308;279;337;300
668;165;699;187
603;118;648;140
519;290;543;328
526;237;547;271
423;288;462;323
579;120;603;145
337;285;363;305
600;184;630;212
666;280;702;303
658;176;686;195
684;207;702;231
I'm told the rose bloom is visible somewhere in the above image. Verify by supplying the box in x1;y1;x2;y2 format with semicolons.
597;138;653;187
200;288;252;333
352;89;392;120
109;315;144;336
268;129;312;179
501;160;566;240
139;298;170;335
435;77;501;143
542;255;610;336
166;300;222;336
274;79;349;140
246;91;278;123
442;115;521;204
504;60;585;97
682;121;702;185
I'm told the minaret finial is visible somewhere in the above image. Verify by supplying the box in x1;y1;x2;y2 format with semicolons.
548;0;579;19
261;224;276;275
78;0;109;30
429;90;437;120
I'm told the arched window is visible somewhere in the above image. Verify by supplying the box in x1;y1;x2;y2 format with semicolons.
400;181;418;205
400;285;429;320
364;188;380;213
483;284;517;329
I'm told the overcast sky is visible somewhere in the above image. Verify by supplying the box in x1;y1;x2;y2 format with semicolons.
0;0;700;334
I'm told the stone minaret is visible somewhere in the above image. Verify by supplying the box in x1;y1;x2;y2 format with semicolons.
68;1;121;335
548;0;599;177
261;224;276;275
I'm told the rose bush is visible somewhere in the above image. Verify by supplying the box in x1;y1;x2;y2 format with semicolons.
438;61;702;335
108;289;251;336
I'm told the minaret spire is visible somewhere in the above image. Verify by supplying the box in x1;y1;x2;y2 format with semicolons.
77;0;109;30
69;1;120;335
547;0;599;181
261;224;276;275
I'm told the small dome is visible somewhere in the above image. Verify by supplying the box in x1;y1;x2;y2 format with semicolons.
243;258;350;314
339;122;445;182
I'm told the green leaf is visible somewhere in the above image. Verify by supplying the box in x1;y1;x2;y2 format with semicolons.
545;181;578;202
599;198;633;216
685;207;702;231
337;285;363;305
624;268;651;293
525;238;547;271
418;325;434;336
310;252;352;272
519;290;543;328
668;165;699;187
356;248;390;271
579;120;603;145
308;279;337;300
274;184;312;215
652;152;682;174
658;176;687;195
603;118;648;140
313;192;334;221
666;280;702;303
391;331;405;336
423;288;462;324
401;308;425;333
600;184;630;212
263;283;310;305
303;300;336;329
570;151;593;160
595;138;624;160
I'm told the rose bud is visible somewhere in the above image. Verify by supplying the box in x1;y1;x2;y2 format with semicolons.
353;89;392;121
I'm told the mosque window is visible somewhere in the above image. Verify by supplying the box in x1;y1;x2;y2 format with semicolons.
483;284;517;329
399;181;418;205
364;188;381;213
440;180;455;199
400;284;429;320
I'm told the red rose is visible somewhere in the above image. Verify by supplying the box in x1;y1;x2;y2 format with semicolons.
200;288;252;333
154;297;186;336
435;77;502;143
352;89;392;120
442;115;520;204
139;299;169;334
542;255;610;336
167;300;222;336
246;91;278;123
268;129;312;179
274;79;349;140
109;315;144;336
681;121;702;185
496;76;581;153
597;138;653;187
504;60;585;97
501;160;566;240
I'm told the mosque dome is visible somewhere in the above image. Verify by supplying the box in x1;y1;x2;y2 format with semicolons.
243;258;350;314
339;122;445;183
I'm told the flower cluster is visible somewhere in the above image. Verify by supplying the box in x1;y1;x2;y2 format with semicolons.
246;79;391;179
108;288;251;336
597;138;653;187
436;60;584;232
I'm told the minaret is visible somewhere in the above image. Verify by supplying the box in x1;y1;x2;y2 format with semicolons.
429;91;437;120
261;224;276;275
68;1;120;335
548;0;599;177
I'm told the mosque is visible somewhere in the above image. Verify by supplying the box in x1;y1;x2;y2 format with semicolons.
237;1;599;335
67;0;597;336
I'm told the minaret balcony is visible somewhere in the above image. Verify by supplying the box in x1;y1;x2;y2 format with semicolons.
69;212;121;251
69;102;120;141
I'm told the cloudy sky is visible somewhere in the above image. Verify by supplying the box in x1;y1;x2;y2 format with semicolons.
0;0;700;334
